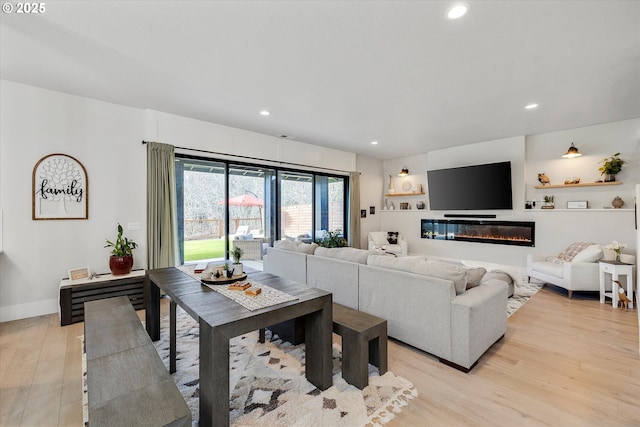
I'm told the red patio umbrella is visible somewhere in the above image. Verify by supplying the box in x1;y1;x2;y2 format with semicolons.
225;194;264;206
221;194;264;234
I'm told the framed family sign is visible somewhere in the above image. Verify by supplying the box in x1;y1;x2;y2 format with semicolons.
32;153;88;220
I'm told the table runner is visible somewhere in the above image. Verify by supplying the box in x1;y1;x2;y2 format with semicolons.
177;265;298;311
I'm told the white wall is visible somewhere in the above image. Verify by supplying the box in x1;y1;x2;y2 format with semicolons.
379;120;639;268
355;155;383;249
0;80;147;322
145;110;357;172
0;81;360;322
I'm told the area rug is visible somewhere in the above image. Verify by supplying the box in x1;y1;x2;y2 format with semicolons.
508;281;543;317
82;310;417;427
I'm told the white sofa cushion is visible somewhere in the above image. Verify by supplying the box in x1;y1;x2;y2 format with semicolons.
314;247;371;264
571;245;603;263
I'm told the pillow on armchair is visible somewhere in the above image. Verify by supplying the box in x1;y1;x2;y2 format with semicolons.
387;232;399;244
557;241;594;262
369;231;389;246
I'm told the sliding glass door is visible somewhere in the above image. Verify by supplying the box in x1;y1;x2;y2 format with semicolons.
176;159;227;263
176;155;348;264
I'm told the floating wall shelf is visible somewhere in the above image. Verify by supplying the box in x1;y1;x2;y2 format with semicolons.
384;192;426;197
534;181;622;189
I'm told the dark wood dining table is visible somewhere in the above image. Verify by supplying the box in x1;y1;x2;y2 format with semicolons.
144;267;333;426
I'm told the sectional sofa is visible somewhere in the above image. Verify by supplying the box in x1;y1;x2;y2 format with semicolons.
264;242;511;371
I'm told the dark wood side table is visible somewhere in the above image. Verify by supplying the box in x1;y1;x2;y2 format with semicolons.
59;270;145;326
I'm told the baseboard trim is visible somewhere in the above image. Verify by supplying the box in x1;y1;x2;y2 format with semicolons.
0;298;58;323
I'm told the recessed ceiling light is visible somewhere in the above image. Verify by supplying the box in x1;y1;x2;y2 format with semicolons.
260;110;270;116
370;141;379;145
447;4;468;19
525;103;539;110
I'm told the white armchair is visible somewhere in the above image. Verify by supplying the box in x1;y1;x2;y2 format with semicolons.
367;231;408;256
527;245;635;298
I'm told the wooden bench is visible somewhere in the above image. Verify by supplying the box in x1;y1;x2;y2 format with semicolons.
332;303;388;389
84;296;191;426
259;303;388;389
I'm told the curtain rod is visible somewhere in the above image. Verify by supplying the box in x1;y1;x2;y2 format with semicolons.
141;140;355;174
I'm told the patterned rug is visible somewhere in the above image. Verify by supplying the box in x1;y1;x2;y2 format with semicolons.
150;310;416;426
508;281;543;317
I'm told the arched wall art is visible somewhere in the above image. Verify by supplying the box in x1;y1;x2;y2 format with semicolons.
32;153;88;220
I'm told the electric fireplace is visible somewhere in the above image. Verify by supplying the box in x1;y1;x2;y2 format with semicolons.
421;219;535;247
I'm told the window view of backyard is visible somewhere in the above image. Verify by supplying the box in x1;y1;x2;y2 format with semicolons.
177;157;348;263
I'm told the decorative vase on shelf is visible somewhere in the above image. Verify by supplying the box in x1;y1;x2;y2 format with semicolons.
611;196;624;209
604;174;616;182
615;251;621;262
388;175;395;193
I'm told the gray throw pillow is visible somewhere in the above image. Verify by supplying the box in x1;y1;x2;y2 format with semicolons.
414;260;468;295
465;267;487;290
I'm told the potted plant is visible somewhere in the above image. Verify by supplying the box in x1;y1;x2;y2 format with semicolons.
231;245;244;275
104;223;137;275
542;195;555;209
598;153;625;182
316;229;348;248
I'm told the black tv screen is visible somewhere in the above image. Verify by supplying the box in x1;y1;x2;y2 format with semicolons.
427;161;513;210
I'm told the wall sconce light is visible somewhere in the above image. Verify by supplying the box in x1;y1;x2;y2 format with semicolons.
398;166;409;176
562;142;582;159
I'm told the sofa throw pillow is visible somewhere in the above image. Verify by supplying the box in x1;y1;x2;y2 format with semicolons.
274;240;299;252
414;260;468;295
557;241;594;262
387;232;399;245
481;271;514;286
465;267;487;290
571;244;603;263
295;242;318;254
370;231;389;246
367;254;423;273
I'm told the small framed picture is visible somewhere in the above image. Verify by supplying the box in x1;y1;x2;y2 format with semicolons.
360;209;367;218
68;267;90;281
567;201;588;209
370;206;375;215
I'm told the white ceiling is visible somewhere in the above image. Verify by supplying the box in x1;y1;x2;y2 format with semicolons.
1;1;639;159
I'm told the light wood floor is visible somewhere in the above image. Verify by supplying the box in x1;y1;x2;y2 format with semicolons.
1;286;639;426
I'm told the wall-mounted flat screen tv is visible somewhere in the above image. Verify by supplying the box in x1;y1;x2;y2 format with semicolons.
427;161;513;210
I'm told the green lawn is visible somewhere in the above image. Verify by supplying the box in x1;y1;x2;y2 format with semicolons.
184;239;226;262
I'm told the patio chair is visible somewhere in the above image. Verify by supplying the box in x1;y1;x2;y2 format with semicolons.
232;238;265;260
